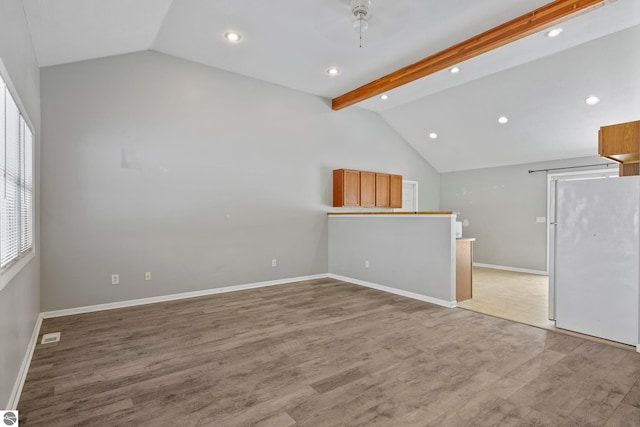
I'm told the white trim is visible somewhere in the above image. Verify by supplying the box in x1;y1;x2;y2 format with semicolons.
547;168;619;180
7;314;42;410
328;274;457;308
637;344;640;353
328;214;455;219
473;262;547;276
0;58;37;292
0;251;35;291
0;58;35;132
41;274;328;318
394;180;419;212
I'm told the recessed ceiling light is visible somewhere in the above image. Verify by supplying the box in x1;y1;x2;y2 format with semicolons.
546;28;564;38
326;67;341;77
498;116;509;124
224;32;242;42
429;132;438;139
450;67;460;74
380;94;388;100
585;95;600;105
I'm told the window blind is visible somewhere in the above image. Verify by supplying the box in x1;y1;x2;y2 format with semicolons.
21;123;33;254
0;73;34;270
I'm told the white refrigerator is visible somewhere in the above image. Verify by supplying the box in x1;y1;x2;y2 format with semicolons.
554;176;639;346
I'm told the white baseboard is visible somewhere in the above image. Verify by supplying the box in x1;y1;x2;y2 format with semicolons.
328;274;456;308
473;262;547;276
41;274;329;319
7;314;43;410
637;344;640;353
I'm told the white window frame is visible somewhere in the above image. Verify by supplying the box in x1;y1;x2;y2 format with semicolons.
0;58;35;291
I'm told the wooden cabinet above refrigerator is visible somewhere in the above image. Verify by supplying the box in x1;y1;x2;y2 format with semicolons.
598;120;639;176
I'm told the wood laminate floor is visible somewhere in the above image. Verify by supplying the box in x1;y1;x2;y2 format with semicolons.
18;278;640;426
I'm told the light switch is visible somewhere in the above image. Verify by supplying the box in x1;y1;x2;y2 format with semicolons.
536;217;546;223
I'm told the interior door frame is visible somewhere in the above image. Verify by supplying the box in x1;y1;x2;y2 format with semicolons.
395;180;419;212
547;168;619;320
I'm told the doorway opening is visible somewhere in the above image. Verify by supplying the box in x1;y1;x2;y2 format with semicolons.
395;180;418;212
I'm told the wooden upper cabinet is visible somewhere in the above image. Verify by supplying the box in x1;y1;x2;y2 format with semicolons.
598;120;640;164
360;171;376;207
390;175;403;208
333;169;360;207
620;163;640;177
333;168;403;207
375;173;390;207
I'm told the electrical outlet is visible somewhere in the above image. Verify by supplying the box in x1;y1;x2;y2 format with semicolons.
145;272;151;281
111;274;119;285
272;259;277;267
365;260;370;268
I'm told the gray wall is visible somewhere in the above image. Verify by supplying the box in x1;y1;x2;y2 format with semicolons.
40;51;440;311
0;0;41;408
328;216;456;303
440;156;612;272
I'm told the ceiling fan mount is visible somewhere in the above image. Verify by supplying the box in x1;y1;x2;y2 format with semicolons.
350;0;371;47
351;0;371;20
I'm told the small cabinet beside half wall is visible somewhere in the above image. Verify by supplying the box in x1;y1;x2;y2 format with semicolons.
333;169;402;208
456;238;475;302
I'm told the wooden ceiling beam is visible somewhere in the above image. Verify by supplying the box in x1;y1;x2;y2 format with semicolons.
331;0;607;110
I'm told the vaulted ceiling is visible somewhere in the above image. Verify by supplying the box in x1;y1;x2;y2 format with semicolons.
22;0;640;172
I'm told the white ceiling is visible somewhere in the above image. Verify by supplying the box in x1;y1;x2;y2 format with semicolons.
22;0;640;172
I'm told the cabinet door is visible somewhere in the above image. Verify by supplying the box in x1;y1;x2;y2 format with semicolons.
360;171;376;207
389;175;403;208
343;169;360;206
375;173;390;207
333;169;360;207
